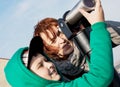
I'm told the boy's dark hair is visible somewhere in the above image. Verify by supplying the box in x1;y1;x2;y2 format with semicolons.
27;36;44;69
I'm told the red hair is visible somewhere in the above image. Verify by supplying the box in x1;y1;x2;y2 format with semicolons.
34;18;62;60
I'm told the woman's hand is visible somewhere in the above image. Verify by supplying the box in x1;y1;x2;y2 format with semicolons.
79;0;104;25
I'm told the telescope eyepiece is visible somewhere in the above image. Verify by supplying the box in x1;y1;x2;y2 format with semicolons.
83;0;95;8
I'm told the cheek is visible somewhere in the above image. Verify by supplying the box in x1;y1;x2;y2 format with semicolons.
61;34;68;40
46;45;59;53
36;68;51;80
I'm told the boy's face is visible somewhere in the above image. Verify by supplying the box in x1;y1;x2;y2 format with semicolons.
40;26;74;58
30;54;60;81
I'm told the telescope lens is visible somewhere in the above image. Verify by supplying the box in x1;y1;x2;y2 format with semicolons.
83;0;95;7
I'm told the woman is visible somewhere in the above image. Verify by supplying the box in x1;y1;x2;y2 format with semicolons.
4;0;114;87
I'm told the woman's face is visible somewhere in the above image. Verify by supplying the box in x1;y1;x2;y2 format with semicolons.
40;26;74;58
30;54;61;81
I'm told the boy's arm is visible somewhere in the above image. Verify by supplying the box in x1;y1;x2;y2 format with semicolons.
60;22;114;87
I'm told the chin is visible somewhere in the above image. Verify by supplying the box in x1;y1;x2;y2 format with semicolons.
52;75;61;81
58;47;74;58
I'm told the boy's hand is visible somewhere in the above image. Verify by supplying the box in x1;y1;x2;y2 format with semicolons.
79;0;104;25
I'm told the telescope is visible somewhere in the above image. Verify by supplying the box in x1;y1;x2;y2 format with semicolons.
58;0;96;59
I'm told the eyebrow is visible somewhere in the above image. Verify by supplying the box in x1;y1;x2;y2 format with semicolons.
35;57;44;69
37;61;42;69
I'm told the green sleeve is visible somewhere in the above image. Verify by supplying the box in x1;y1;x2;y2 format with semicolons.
51;22;114;87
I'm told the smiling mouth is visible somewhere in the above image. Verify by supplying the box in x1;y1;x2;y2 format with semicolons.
62;41;70;47
63;43;71;49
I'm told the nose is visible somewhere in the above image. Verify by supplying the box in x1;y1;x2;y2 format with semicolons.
44;61;54;69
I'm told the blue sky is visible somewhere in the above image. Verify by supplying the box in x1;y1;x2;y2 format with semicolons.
0;0;120;65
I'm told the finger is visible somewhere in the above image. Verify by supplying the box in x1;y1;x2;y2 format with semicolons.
79;8;89;18
95;0;101;9
95;0;103;13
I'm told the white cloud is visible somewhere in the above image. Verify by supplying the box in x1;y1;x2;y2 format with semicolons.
12;0;31;18
10;0;61;20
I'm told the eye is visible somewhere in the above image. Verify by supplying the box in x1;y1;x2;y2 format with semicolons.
44;58;48;62
57;31;61;36
50;38;57;44
37;62;43;69
59;32;65;38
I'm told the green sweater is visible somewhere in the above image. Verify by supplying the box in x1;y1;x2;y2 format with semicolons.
4;22;114;87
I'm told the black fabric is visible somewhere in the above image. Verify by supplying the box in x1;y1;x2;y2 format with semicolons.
106;21;120;35
106;21;120;47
